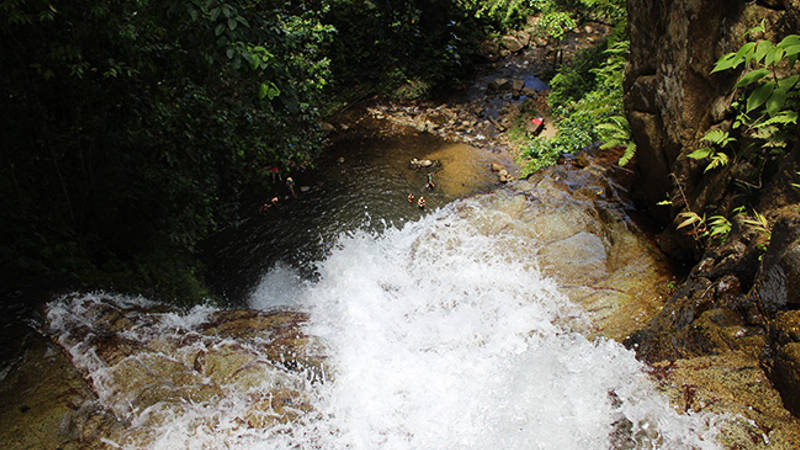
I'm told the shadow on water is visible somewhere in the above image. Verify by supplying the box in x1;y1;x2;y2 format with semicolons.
204;130;516;306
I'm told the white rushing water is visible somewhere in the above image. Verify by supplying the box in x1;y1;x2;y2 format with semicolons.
48;199;722;449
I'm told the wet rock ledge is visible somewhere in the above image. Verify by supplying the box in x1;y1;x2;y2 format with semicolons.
492;149;800;448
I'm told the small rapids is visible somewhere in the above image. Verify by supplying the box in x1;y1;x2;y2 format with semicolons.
47;199;722;449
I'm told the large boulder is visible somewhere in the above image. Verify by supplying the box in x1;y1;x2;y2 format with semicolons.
478;148;676;341
500;34;525;53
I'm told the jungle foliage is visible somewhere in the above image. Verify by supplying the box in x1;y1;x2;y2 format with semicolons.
3;0;597;301
517;21;628;175
1;0;340;301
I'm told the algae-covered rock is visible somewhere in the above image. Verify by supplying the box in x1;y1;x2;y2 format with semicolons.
0;333;127;449
649;351;800;449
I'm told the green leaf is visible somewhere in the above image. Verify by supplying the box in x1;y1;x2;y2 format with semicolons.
676;212;703;230
765;46;785;66
228;18;237;31
215;23;225;36
701;129;735;146
618;142;636;166
754;40;771;63
711;53;741;73
778;35;800;48
735;42;756;62
226;48;234;59
708;216;731;237
753;110;798;128
747;83;774;112
705;152;729;172
765;87;788;116
778;74;799;90
687;147;713;160
736;68;769;88
258;82;280;100
746;18;766;37
210;7;220;21
784;44;800;59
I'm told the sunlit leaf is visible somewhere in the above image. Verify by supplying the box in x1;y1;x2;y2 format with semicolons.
746;18;766;37
676;212;703;230
778;35;800;48
711;53;741;73
687;147;713;160
754;40;771;63
735;42;756;62
765;46;785;66
704;152;729;172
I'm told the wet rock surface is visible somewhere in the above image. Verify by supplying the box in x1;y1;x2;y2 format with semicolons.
482;149;674;342
495;150;800;446
649;351;800;448
23;295;327;448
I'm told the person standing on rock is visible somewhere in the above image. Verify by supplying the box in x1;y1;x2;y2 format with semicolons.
286;176;297;198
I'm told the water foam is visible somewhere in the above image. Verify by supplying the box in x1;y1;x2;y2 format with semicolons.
47;199;721;449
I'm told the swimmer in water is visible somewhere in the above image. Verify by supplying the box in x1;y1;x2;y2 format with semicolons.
426;172;436;190
407;193;415;203
417;196;426;209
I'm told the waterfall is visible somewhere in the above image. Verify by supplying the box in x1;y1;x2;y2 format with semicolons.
47;198;722;449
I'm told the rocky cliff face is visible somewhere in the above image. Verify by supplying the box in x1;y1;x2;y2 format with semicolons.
626;0;799;214
625;0;800;419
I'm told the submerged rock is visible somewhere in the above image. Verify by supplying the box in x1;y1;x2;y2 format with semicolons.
488;77;512;92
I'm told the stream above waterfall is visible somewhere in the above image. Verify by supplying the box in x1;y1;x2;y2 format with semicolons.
204;120;519;303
